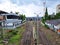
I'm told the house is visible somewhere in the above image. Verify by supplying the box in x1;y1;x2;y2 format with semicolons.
56;4;60;13
0;13;22;29
45;19;60;34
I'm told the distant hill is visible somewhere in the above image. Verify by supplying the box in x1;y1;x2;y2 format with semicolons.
26;17;42;21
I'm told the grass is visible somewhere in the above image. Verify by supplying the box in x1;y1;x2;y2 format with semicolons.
9;26;25;45
0;44;3;45
0;39;3;45
0;25;25;45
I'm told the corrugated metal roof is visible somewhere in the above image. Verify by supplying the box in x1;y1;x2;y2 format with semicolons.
1;13;18;16
0;10;8;14
46;19;60;26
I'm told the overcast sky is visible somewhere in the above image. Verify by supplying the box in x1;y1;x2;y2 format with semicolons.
0;0;60;17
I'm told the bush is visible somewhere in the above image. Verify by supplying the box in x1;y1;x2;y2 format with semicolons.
45;24;49;29
7;30;18;39
12;31;18;35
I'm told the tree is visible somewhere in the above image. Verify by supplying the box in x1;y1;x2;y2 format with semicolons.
42;17;45;24
44;7;48;20
14;12;26;21
15;12;19;14
19;14;26;21
55;12;60;19
48;15;51;20
42;7;48;24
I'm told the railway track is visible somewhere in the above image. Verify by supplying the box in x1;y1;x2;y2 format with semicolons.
37;21;52;45
20;21;33;45
20;21;52;45
38;29;52;45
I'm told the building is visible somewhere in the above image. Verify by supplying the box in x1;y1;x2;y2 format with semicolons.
56;4;60;13
45;19;60;34
0;10;8;27
0;11;22;29
0;10;8;14
26;17;41;21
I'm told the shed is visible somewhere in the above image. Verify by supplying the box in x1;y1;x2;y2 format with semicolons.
45;19;60;33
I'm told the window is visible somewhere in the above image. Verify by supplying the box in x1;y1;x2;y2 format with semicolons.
7;15;19;19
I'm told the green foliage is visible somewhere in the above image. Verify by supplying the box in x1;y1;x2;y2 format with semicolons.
42;7;56;24
48;12;60;19
15;12;26;21
42;8;60;25
12;31;18;35
19;14;26;21
56;12;60;15
8;30;18;35
15;12;19;14
9;34;21;43
44;7;48;20
42;8;48;24
9;27;25;44
55;12;60;19
6;30;18;39
45;24;49;29
41;17;45;24
47;15;55;20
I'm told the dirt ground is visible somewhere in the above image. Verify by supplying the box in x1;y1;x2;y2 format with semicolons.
40;24;60;45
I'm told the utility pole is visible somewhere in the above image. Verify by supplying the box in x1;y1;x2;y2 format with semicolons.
36;15;39;45
43;0;46;16
34;13;40;45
